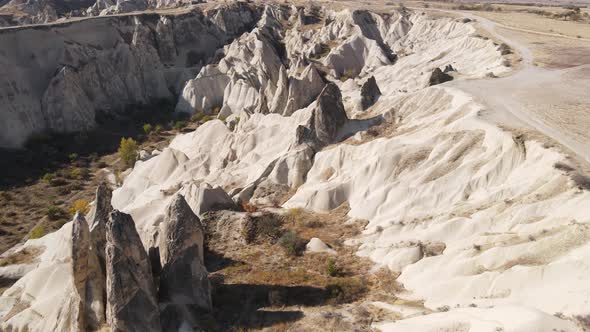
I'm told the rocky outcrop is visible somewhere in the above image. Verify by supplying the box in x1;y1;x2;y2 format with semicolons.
88;182;113;260
176;65;229;114
106;210;160;332
182;183;237;217
159;195;211;330
312;83;348;146
281;64;326;116
201;210;252;250
71;212;90;331
443;64;455;73
428;68;453;86
360;76;381;110
420;241;446;257
177;5;327;118
306;237;336;255
72;211;106;331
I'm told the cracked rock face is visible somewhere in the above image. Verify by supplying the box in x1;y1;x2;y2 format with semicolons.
159;194;211;330
106;210;160;332
360;76;381;110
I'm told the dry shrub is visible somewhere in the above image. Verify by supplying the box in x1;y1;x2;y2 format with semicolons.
278;231;307;256
242;212;284;244
242;202;258;213
69;199;90;216
285;208;304;223
326;277;368;304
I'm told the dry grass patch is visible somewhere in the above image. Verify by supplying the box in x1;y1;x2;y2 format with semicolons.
0;247;42;267
204;203;401;330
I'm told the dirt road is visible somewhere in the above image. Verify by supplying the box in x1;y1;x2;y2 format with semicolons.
446;11;590;166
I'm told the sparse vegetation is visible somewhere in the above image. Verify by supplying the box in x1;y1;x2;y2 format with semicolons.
326;259;342;277
326;277;368;304
42;172;56;184
69;168;82;179
118;137;139;168
285;208;304;223
142;123;153;135
173;120;187;130
0;247;41;267
191;112;203;122
46;206;65;221
0;191;12;201
255;213;284;241
453;3;498;11
29;225;46;239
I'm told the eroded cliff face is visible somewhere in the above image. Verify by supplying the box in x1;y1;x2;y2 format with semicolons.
0;3;259;149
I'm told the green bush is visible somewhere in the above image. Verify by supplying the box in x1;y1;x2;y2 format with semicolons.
142;123;153;135
278;231;306;256
69;168;82;179
118;137;139;168
154;125;163;134
326;259;342;277
47;206;65;221
173;121;187;130
29;225;46;239
68;153;78;162
190;112;205;122
42;173;56;184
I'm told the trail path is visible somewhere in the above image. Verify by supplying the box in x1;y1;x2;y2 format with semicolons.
443;10;590;165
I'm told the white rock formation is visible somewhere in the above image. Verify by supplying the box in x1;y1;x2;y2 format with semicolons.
306;237;336;255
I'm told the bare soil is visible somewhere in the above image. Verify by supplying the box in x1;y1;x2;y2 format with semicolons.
201;204;404;331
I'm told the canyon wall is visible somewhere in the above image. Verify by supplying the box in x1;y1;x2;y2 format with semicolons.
0;3;258;148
